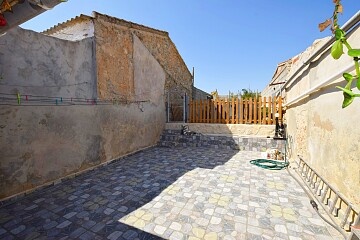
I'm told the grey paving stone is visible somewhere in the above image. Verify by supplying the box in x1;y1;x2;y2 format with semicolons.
92;222;105;233
10;225;25;235
122;229;138;239
69;227;87;238
56;220;72;229
107;231;123;240
0;227;7;235
43;220;58;230
0;145;345;240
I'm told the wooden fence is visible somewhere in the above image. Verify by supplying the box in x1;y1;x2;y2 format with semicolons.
188;97;283;125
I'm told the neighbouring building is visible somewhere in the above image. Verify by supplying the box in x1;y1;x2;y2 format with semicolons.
0;11;194;199
261;59;292;97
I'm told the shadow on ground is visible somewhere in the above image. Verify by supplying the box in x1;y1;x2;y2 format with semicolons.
0;145;239;239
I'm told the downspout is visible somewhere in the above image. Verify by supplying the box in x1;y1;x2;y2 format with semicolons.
282;10;360;105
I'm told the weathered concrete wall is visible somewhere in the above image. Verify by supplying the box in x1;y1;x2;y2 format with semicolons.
0;26;166;199
285;25;360;207
0;27;96;99
0;104;164;199
165;123;274;137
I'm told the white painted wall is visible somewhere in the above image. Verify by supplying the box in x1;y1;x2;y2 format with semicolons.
46;19;94;41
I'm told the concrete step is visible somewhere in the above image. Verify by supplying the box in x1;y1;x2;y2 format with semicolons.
158;129;286;152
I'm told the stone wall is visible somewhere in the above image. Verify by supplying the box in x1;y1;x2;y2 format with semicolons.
285;25;360;208
0;26;166;200
93;12;193;100
93;15;134;100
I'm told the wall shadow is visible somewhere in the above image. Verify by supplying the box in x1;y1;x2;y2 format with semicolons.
0;142;239;239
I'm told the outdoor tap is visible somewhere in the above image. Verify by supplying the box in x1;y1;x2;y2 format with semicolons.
274;113;280;138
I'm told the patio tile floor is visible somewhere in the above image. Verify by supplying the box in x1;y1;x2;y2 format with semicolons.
0;146;344;239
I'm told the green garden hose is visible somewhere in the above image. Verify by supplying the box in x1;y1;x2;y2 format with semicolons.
249;159;289;170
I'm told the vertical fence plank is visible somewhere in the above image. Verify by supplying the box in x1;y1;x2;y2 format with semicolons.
231;98;235;124
223;99;228;123
278;97;282;121
215;99;218;123
258;97;262;125
254;97;257;124
240;98;243;124
267;97;272;125
249;98;253;124
235;98;240;124
244;99;248;124
262;97;266;124
272;97;276;124
211;100;214;123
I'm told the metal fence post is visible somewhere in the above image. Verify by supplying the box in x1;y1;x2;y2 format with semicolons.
167;91;170;123
183;92;187;123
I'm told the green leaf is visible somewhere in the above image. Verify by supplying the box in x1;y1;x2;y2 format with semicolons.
336;86;355;96
348;49;360;57
331;40;343;59
343;72;353;81
337;86;355;108
357;79;360;90
334;29;345;40
342;92;355;108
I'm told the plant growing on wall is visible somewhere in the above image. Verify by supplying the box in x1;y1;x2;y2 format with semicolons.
319;0;360;108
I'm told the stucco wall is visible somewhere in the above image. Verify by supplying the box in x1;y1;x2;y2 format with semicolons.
285;25;360;208
0;27;96;99
133;34;165;103
133;29;193;95
0;26;166;199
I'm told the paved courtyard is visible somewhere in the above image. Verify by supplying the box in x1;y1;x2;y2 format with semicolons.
0;146;343;239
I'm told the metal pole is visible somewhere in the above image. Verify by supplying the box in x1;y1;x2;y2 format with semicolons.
183;92;187;123
167;91;170;123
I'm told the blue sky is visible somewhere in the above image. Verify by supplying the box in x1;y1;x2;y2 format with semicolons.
21;1;359;95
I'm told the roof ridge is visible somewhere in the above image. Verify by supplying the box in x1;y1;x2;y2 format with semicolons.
92;11;168;36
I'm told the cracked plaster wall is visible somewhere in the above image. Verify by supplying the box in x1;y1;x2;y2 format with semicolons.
285;26;360;208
